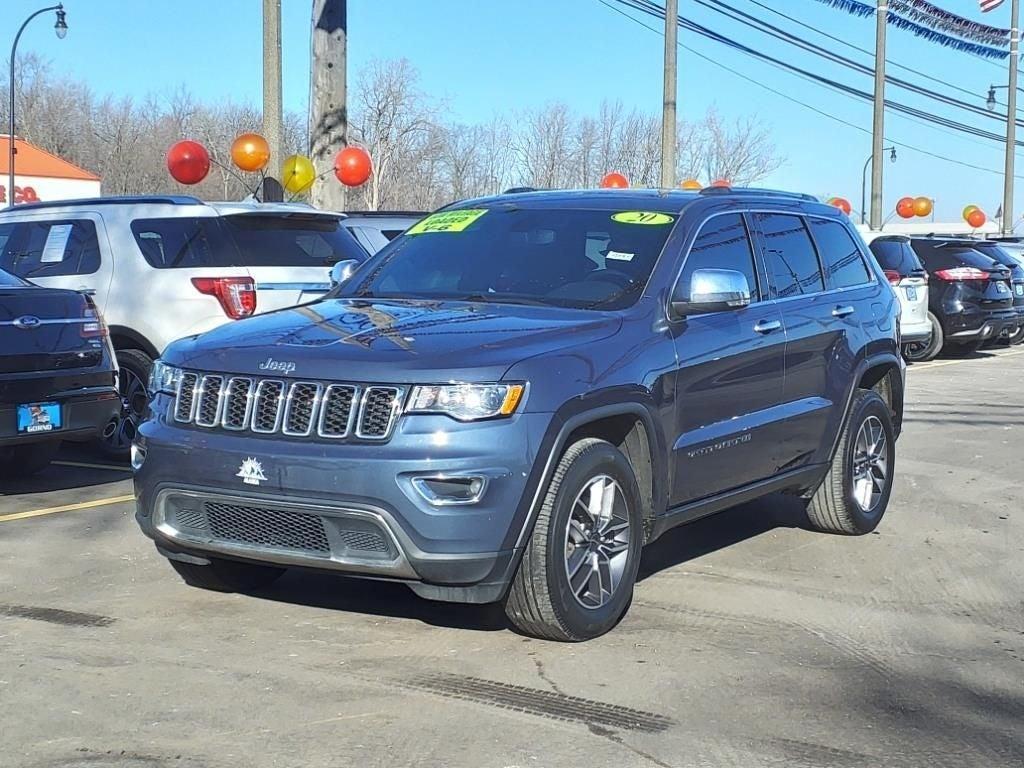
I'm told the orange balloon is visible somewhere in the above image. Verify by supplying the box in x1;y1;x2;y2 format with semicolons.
600;172;629;189
680;179;702;190
829;197;852;216
334;146;373;187
230;133;270;172
967;209;987;228
710;179;730;188
912;196;933;217
896;197;916;219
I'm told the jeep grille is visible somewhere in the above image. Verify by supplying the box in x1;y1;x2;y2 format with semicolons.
172;373;404;441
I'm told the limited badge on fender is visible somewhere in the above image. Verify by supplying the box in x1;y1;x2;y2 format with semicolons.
236;457;267;486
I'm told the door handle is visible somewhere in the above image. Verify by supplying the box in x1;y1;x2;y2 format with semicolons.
753;319;782;334
832;305;856;318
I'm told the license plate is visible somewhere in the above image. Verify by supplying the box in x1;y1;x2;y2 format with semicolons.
16;402;62;434
905;286;917;301
1016;284;1024;297
997;282;1009;293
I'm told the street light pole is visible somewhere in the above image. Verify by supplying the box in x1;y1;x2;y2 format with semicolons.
8;4;66;208
869;0;888;229
659;0;678;188
1002;0;1020;236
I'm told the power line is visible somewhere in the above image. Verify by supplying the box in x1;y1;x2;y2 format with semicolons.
595;0;1024;179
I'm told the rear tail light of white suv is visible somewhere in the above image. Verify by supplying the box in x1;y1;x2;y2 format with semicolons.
191;277;257;319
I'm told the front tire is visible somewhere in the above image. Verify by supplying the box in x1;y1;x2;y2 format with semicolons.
169;557;285;592
806;390;895;536
504;438;643;641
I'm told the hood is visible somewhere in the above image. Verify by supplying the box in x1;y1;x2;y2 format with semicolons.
164;297;621;383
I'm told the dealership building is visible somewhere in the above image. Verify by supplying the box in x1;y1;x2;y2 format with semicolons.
0;135;101;206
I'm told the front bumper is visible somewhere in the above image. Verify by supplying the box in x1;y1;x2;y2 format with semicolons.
133;399;553;603
0;386;119;446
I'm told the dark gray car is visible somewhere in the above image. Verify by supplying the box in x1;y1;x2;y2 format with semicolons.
133;188;905;641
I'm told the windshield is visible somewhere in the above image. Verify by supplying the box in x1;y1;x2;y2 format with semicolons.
343;206;677;310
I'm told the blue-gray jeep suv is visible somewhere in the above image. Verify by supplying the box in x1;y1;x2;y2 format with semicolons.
134;188;905;641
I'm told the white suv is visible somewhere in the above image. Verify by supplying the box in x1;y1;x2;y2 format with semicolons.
0;195;368;454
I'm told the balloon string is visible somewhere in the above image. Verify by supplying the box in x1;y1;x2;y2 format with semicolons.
209;157;259;197
285;168;334;203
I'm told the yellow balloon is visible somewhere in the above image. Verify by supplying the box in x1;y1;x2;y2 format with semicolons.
962;204;979;222
281;154;315;194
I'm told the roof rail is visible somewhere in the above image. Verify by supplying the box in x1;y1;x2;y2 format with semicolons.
343;209;428;216
503;187;539;194
2;195;204;213
698;187;818;202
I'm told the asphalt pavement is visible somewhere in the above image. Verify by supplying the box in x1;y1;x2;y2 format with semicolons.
1;348;1022;768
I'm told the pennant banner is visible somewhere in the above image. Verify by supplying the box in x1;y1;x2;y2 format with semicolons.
893;0;1010;45
811;0;1010;59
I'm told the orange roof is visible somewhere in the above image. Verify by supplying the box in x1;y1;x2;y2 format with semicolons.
0;135;100;181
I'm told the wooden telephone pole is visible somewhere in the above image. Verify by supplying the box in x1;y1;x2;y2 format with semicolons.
310;0;347;211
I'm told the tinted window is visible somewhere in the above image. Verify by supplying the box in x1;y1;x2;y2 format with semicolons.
0;267;28;287
681;213;760;302
975;244;1024;276
869;239;922;274
132;214;367;269
755;213;824;298
911;241;1000;272
346;207;677;310
809;218;871;288
0;219;101;278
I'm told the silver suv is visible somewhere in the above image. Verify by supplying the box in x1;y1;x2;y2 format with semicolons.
0;195;368;454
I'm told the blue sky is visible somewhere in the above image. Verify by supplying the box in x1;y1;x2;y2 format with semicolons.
6;0;1021;220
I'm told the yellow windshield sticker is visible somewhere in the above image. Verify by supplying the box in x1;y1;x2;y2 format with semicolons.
407;209;488;234
611;211;675;225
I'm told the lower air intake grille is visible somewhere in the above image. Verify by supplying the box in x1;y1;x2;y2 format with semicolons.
203;501;330;554
338;529;390;553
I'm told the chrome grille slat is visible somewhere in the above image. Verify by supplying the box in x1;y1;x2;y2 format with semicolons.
251;380;286;433
171;372;402;442
282;382;322;437
174;372;200;422
317;384;358;438
220;377;254;431
194;375;225;427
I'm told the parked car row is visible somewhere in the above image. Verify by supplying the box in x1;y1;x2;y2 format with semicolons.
0;197;422;461
868;235;1024;362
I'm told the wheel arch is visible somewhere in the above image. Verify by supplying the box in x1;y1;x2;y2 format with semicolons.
108;325;159;360
827;353;904;465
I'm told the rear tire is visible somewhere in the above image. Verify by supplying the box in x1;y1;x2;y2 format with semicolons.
504;438;643;642
0;441;60;478
901;312;942;362
169;557;285;592
99;349;152;458
806;390;894;536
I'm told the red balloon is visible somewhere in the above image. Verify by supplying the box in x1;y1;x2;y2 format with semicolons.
600;172;629;189
829;197;852;216
710;179;731;188
967;209;987;228
896;196;916;219
333;146;373;187
166;140;210;185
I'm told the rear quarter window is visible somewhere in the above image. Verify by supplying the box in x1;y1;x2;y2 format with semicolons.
808;218;872;289
869;239;921;273
0;219;101;278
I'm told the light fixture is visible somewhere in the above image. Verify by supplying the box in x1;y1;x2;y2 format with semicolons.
987;86;998;112
889;147;897;163
54;6;67;39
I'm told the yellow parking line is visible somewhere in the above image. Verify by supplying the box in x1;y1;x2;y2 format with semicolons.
911;348;1024;371
52;460;130;473
0;494;135;523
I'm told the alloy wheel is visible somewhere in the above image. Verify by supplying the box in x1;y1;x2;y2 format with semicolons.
852;415;888;513
563;474;631;610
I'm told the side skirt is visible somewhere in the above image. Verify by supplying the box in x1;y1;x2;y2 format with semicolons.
648;463;828;542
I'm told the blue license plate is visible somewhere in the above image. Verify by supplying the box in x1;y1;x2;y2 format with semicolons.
17;402;62;434
905;286;917;301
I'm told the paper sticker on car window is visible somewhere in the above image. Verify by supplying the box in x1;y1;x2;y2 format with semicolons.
407;209;488;235
40;224;73;263
605;250;635;262
611;211;674;225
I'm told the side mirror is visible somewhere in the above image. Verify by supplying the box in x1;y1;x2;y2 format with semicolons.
329;259;360;288
671;268;751;317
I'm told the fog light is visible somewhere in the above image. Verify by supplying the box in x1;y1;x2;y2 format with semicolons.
411;475;487;506
130;443;147;471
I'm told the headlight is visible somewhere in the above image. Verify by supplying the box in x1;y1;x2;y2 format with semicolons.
407;383;525;421
148;360;182;395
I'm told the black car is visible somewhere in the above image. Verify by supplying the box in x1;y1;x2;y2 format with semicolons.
0;268;120;476
973;241;1024;345
908;238;1019;355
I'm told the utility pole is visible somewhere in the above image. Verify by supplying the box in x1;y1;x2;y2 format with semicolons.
262;0;284;202
869;0;887;229
310;0;347;211
1003;0;1020;236
660;0;678;189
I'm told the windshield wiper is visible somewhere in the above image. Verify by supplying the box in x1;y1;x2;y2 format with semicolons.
451;293;550;307
585;281;644;309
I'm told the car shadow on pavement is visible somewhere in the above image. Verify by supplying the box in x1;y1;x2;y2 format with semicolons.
637;494;811;582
